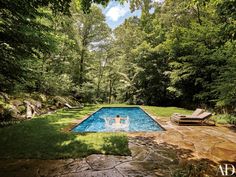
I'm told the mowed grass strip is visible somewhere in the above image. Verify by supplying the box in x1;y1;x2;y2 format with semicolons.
143;106;193;117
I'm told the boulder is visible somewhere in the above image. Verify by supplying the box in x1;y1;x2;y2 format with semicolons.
31;93;47;103
49;105;57;111
64;97;77;106
18;105;26;114
23;101;36;119
0;104;19;120
8;106;19;119
35;101;42;109
53;96;68;107
0;92;9;102
39;94;47;102
0;96;5;103
26;99;37;106
11;99;23;107
32;101;42;115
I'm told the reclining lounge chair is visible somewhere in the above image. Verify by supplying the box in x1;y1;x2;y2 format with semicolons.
173;108;204;117
171;110;214;125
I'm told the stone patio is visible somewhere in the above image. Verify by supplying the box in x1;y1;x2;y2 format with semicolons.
0;116;236;177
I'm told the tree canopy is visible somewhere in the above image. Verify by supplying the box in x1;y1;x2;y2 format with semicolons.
0;0;235;113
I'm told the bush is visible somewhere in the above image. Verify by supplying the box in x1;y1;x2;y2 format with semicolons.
0;103;16;121
73;84;97;103
40;73;73;95
214;114;236;125
172;161;212;177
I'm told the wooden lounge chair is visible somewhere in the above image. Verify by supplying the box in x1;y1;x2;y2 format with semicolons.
171;111;214;125
173;108;204;117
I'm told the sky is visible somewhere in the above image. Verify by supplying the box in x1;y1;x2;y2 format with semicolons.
100;1;141;30
100;0;164;30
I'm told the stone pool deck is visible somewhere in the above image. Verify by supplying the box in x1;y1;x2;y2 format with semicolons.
0;116;236;177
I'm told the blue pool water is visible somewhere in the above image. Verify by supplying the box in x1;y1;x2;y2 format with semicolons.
72;107;164;132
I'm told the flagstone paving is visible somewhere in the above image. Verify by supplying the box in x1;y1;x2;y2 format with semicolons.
0;117;235;177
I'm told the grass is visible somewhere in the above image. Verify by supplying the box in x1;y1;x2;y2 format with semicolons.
0;104;192;159
142;106;193;117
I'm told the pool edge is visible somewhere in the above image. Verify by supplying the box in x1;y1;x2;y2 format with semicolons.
139;106;166;131
71;106;166;132
70;107;103;132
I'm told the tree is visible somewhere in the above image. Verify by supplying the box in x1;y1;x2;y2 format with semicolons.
0;0;71;92
70;5;111;86
112;17;142;103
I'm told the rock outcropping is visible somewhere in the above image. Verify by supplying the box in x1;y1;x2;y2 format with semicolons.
0;92;81;122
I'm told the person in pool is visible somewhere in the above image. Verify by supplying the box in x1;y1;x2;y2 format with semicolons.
114;115;126;125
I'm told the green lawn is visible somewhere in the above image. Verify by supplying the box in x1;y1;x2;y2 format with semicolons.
142;106;193;117
0;104;192;159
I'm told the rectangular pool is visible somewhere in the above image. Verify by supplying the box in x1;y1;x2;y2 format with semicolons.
72;107;164;132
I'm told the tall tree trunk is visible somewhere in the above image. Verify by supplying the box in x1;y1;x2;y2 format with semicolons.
79;49;85;87
96;58;107;98
96;82;100;98
196;4;202;25
96;65;102;98
108;79;112;104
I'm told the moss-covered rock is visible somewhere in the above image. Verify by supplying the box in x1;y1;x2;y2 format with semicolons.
0;93;80;122
0;96;5;103
0;103;19;121
8;106;19;119
49;105;57;110
11;99;23;107
52;96;68;107
18;105;26;114
25;98;36;105
36;101;42;108
31;93;47;103
0;92;9;102
64;96;80;106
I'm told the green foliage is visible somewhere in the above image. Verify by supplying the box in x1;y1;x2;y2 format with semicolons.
111;17;143;103
1;1;112;98
0;102;14;121
39;73;73;95
70;5;111;87
1;0;236;116
214;114;236;125
172;161;210;177
212;41;236;111
0;0;71;92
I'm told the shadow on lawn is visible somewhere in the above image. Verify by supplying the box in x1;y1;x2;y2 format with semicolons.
102;135;131;156
129;136;235;177
0;117;86;159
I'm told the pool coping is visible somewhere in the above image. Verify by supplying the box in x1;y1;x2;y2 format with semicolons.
139;106;166;131
69;107;103;131
70;106;166;133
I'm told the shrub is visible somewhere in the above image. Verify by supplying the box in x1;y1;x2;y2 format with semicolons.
214;114;236;125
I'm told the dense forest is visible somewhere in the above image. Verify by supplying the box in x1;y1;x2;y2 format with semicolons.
1;0;236;113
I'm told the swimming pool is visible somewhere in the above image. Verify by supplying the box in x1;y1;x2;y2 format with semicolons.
72;107;164;132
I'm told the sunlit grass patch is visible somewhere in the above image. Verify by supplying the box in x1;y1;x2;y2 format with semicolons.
142;106;193;117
